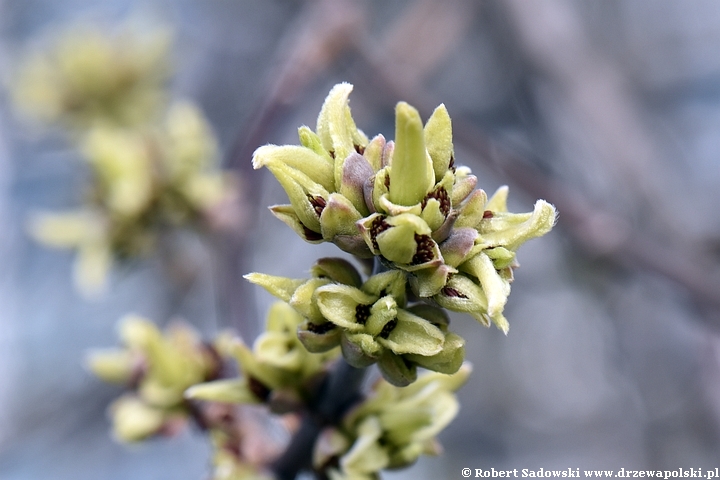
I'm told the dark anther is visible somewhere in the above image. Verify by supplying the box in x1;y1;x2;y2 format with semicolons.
307;194;327;216
302;224;323;241
449;154;456;172
329;150;335;159
441;286;468;298
248;376;271;402
379;318;397;339
355;304;371;325
421;187;451;217
354;144;365;155
369;216;390;251
412;234;435;265
483;210;494;219
307;322;336;334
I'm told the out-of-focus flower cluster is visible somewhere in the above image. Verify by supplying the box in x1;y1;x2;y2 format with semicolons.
86;315;221;442
12;24;170;128
314;364;470;480
14;25;239;295
186;301;339;412
89;304;328;479
29;101;236;293
249;83;556;384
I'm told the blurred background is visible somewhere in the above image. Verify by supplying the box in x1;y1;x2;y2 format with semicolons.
2;0;720;478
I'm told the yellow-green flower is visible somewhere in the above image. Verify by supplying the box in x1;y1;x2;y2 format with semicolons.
12;24;171;128
86;315;221;442
246;261;465;386
186;302;338;412
316;365;471;478
252;83;556;333
28;101;237;295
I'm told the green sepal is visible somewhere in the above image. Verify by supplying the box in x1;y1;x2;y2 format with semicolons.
263;160;329;232
252;144;335;192
269;204;324;243
376;309;444;356
363;134;386;172
389;102;434;206
289;277;331;323
423;103;454;180
484;246;516;269
340;153;373;216
476;199;557;251
298;126;334;164
320;193;363;240
375;213;431;264
460;252;510;322
378;350;417;387
184;379;259;405
311;257;362;287
453;189;488;229
340;417;390;475
297;320;342;353
405;332;465;375
405;304;450;333
316;83;368;189
243;272;305;304
433;273;490;326
342;332;381;367
110;395;165;443
361;270;407;306
316;284;376;332
364;296;398;337
85;348;136;384
451;171;477;206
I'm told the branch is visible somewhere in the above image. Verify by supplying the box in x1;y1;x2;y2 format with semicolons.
271;359;366;480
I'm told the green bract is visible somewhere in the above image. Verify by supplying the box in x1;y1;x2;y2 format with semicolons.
252;83;556;335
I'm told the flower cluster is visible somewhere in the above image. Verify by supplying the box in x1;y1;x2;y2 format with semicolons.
248;83;556;388
29;101;236;294
186;301;338;412
17;26;239;295
247;258;464;386
314;364;470;479
252;83;556;334
12;24;170;128
86;315;221;442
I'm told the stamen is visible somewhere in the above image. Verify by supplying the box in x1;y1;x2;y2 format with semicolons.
247;376;271;402
307;322;336;334
355;304;371;325
307;194;327;216
412;234;435;265
302;224;323;241
441;286;468;298
421;186;451;217
370;216;390;251
379;318;397;339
